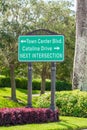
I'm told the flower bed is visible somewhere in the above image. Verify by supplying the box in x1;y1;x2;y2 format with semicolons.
0;108;59;126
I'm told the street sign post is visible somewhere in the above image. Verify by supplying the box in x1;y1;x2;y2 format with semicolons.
18;33;64;110
18;35;64;62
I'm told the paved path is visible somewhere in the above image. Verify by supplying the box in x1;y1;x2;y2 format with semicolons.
81;129;87;130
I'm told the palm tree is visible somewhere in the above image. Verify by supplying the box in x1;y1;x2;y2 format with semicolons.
72;0;87;91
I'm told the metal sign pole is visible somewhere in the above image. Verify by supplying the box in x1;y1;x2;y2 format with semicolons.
50;62;56;111
18;30;64;110
27;62;32;107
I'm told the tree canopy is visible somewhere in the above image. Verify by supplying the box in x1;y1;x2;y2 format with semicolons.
0;0;75;89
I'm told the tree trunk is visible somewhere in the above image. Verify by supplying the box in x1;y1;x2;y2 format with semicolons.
9;64;17;101
41;75;46;94
72;0;87;91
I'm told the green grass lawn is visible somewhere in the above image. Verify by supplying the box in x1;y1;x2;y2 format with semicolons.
0;87;87;130
0;116;87;130
0;87;39;108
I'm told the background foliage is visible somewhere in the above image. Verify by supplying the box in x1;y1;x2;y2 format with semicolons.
0;0;75;83
0;76;72;91
0;87;87;118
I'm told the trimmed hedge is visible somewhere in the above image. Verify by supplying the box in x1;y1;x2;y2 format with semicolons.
0;77;11;87
0;76;72;91
0;108;59;126
36;90;87;118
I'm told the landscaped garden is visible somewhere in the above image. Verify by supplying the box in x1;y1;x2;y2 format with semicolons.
0;0;87;129
0;87;87;129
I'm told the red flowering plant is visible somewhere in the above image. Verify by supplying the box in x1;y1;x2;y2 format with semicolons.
0;108;59;126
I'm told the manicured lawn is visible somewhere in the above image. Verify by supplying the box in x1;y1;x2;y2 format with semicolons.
0;116;87;130
0;87;39;108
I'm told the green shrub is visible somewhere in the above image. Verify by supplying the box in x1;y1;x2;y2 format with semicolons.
37;93;50;108
32;79;41;90
0;76;72;91
16;78;27;89
36;90;87;118
45;80;51;90
56;81;72;91
0;77;11;87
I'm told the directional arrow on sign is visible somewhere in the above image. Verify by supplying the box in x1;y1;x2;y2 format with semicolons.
54;47;60;50
21;40;27;43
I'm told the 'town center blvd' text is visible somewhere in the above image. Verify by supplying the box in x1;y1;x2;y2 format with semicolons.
22;38;62;44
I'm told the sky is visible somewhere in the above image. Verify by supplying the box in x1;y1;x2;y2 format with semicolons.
44;0;76;11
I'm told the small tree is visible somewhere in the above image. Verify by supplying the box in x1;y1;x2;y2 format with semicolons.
0;0;39;101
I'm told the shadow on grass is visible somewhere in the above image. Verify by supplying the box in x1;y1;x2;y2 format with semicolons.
5;120;80;130
0;87;10;92
48;121;80;130
17;88;40;95
56;118;80;130
17;88;27;94
3;96;26;106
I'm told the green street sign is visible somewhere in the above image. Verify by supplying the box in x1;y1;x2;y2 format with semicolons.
18;35;64;62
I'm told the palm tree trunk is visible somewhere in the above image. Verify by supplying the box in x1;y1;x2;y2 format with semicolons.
72;0;87;91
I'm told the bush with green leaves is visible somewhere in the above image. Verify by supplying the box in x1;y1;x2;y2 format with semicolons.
0;76;72;91
16;78;27;89
0;76;11;87
36;90;87;117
